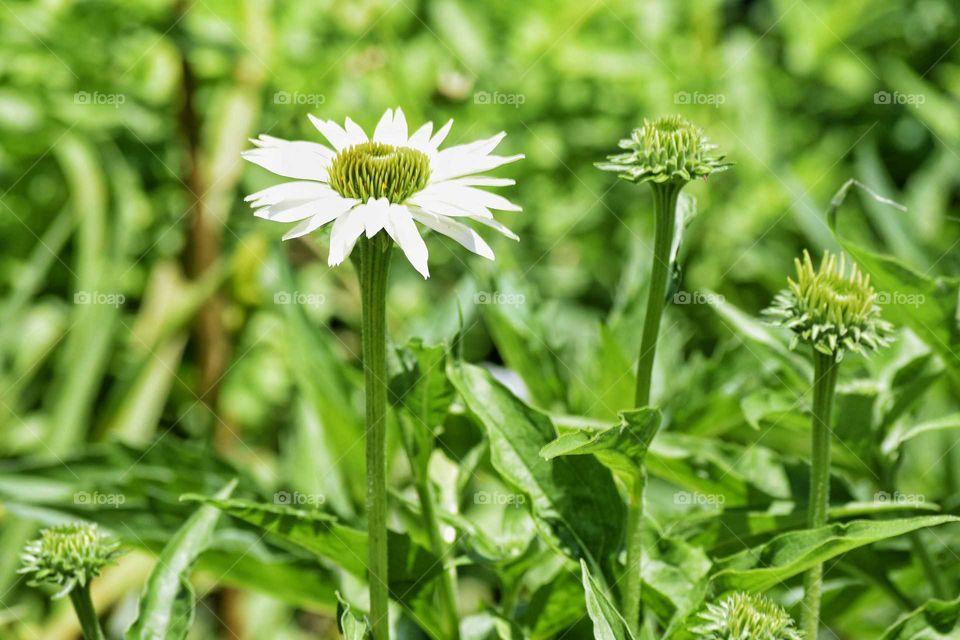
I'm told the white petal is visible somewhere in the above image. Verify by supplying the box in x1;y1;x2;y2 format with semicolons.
327;206;368;266
407;122;434;151
281;199;359;241
392;108;409;145
242;137;332;181
386;206;429;278
363;197;392;238
373;108;396;143
430;153;524;183
308;115;351;151
411;210;494;260
427;119;453;152
259;193;358;223
442;176;516;188
437;131;506;159
406;195;485;218
250;134;335;160
418;183;522;212
245;181;335;208
470;215;520;241
343;117;368;146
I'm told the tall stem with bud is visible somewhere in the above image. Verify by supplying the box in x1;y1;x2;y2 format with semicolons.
802;350;838;637
597;116;729;635
623;181;680;635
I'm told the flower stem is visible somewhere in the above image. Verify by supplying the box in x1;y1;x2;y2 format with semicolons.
802;350;839;639
68;585;105;640
359;235;392;640
634;183;680;407
622;474;647;637
624;181;680;636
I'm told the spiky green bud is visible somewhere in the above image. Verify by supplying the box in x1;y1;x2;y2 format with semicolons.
764;250;893;361
690;592;803;640
329;141;430;204
19;523;122;598
596;115;730;185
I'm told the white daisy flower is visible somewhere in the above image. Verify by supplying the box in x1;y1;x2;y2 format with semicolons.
242;107;523;278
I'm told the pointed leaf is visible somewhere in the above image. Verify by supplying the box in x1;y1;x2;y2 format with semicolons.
184;496;439;602
541;408;660;489
581;559;636;640
710;515;960;593
126;479;237;640
448;363;625;568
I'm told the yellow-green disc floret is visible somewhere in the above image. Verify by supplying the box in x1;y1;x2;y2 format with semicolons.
690;592;803;640
19;523;122;598
764;250;893;361
328;141;431;204
596;115;730;184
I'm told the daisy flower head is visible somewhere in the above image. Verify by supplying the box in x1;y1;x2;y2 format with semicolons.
20;523;122;598
596;114;730;185
691;592;803;640
764;250;893;361
242;108;523;278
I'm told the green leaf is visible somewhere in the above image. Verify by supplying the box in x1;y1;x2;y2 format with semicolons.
883;413;960;457
580;559;636;640
390;339;456;474
126;478;238;640
390;338;455;432
645;433;781;508
337;593;371;639
710;515;960;593
184;496;440;603
881;596;960;640
479;275;566;408
517;567;586;639
706;293;811;388
643;535;711;627
448;362;625;569
826;179;960;376
541;408;660;490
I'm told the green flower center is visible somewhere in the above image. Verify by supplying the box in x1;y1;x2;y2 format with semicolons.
328;142;430;204
792;252;875;327
596;114;729;184
20;523;121;595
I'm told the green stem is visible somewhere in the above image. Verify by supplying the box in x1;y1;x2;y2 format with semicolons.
633;182;680;408
802;350;839;639
910;531;947;599
624;181;681;637
68;585;105;640
359;235;392;640
622;474;646;637
414;471;461;639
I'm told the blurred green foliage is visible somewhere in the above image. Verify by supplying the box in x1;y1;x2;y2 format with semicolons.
2;0;960;638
